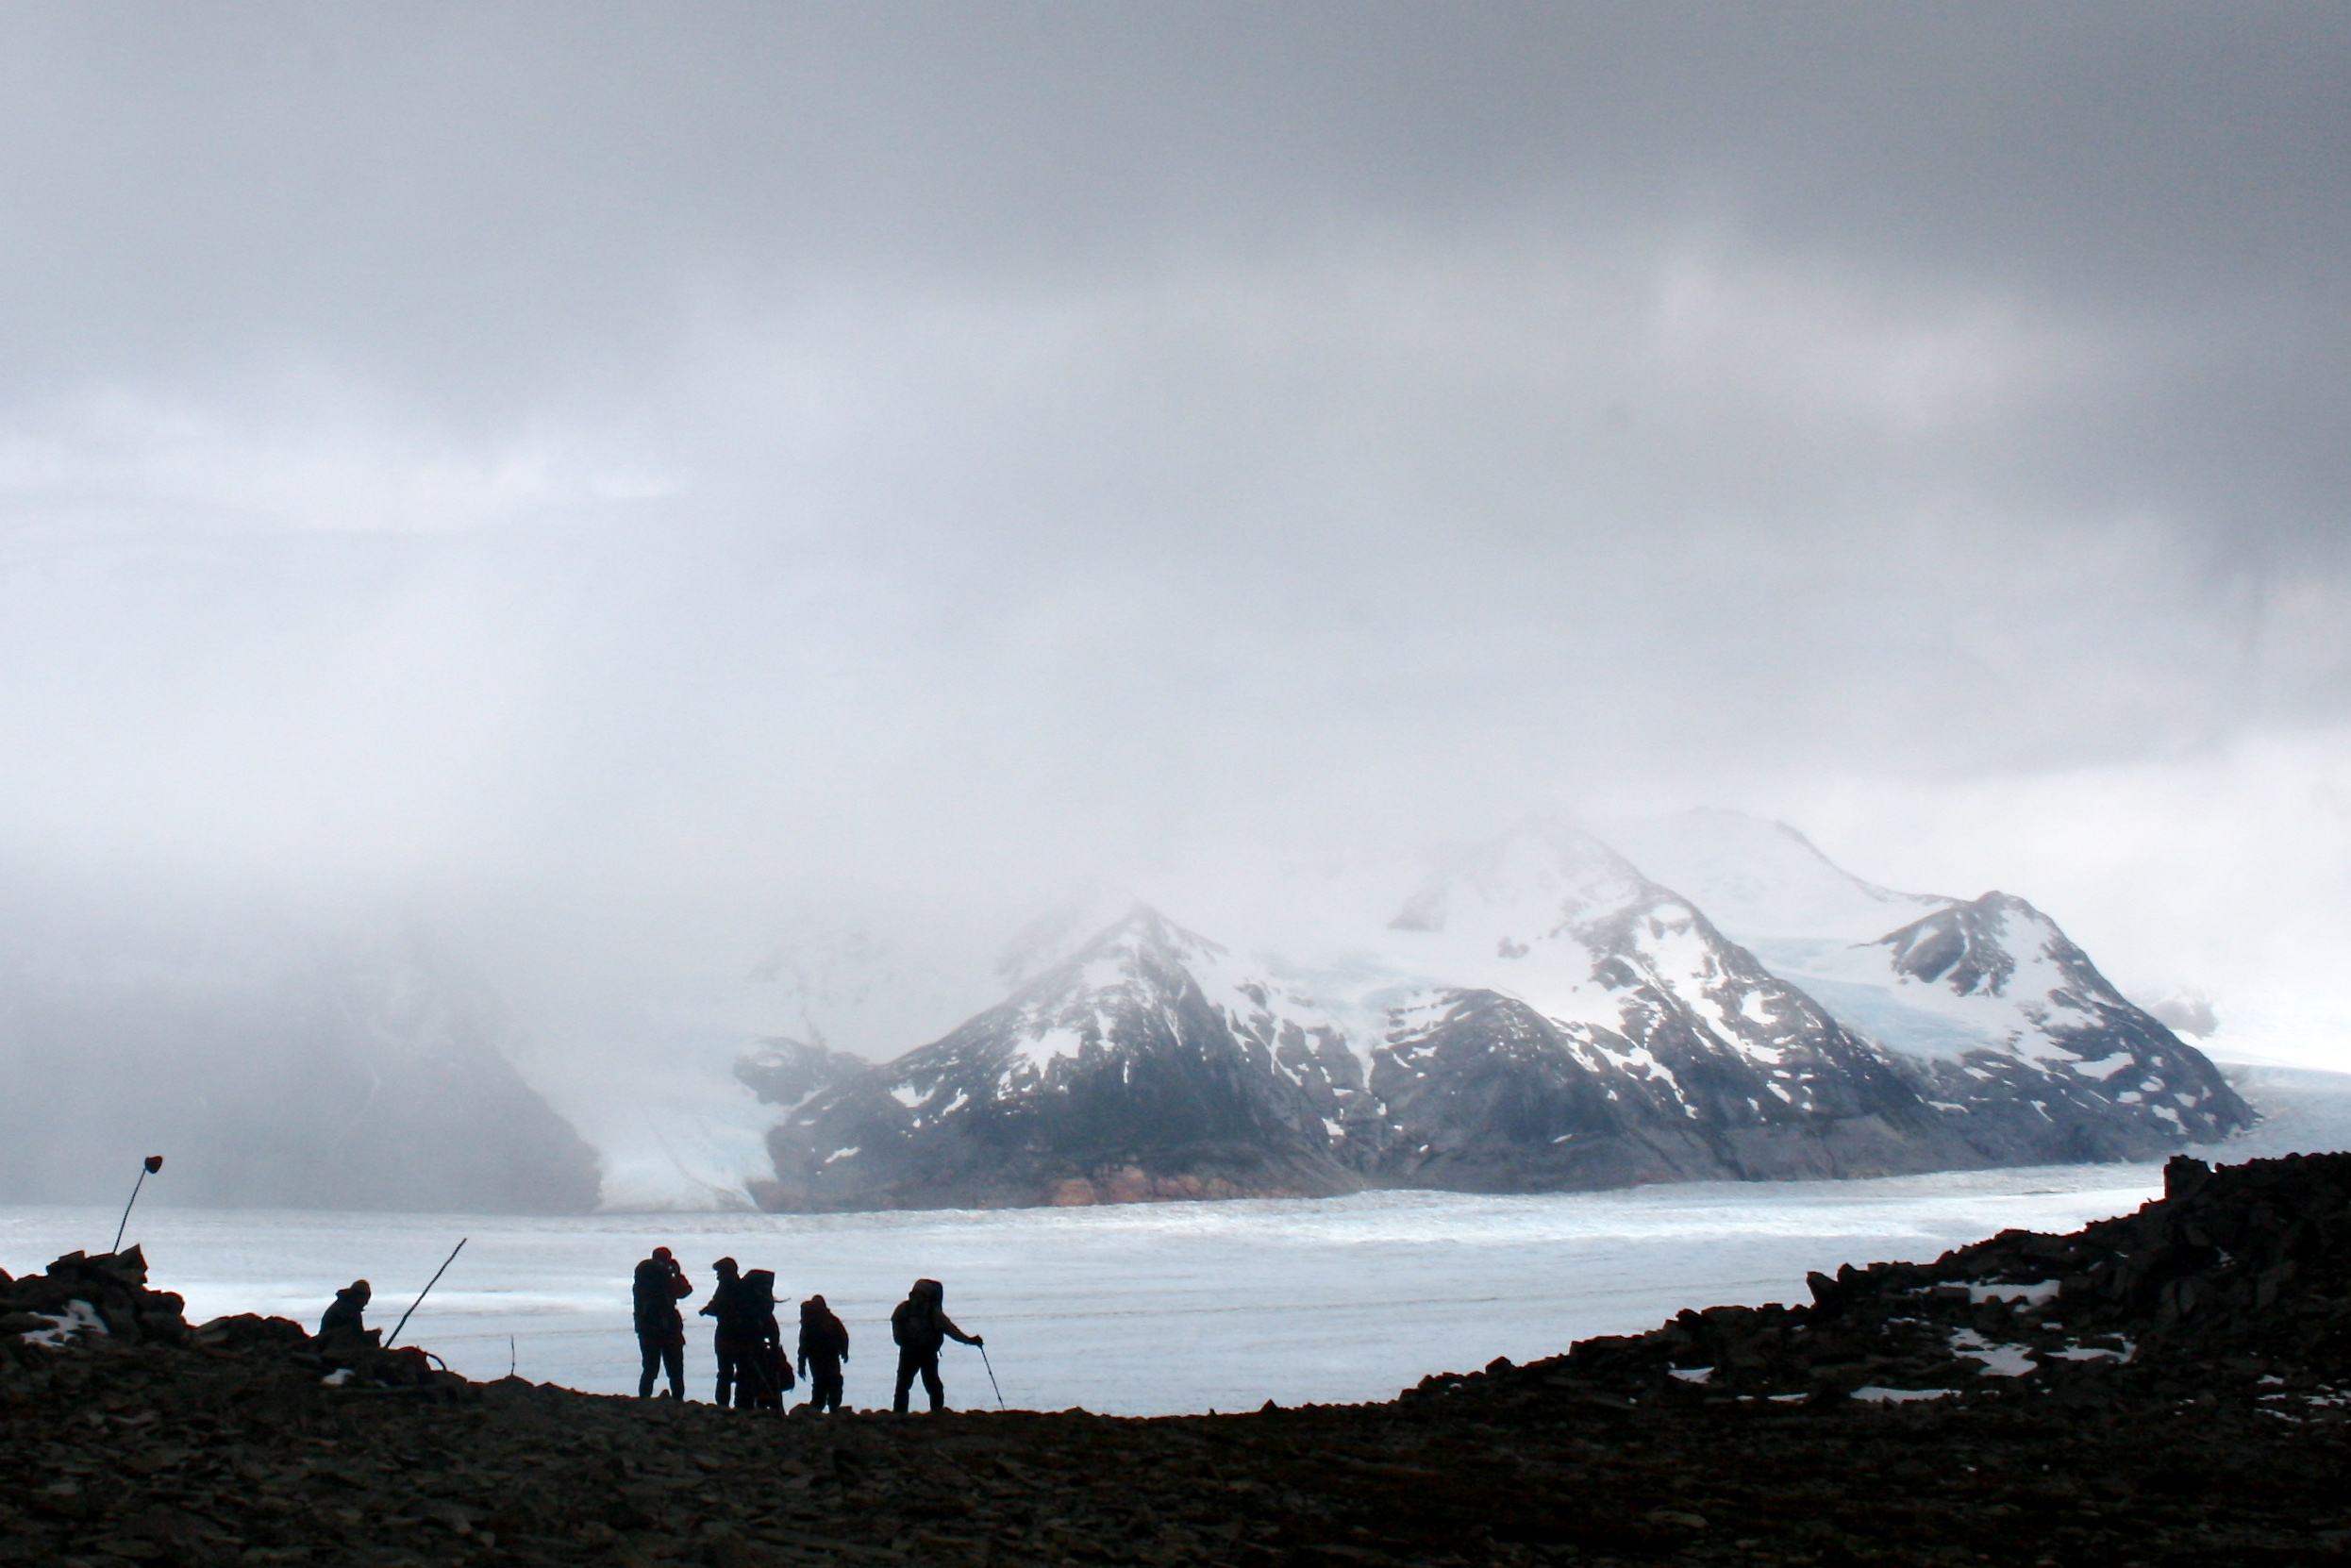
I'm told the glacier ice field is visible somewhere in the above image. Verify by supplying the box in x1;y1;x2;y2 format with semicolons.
0;1161;2209;1416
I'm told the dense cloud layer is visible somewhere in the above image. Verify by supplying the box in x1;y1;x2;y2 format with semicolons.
0;2;2345;1140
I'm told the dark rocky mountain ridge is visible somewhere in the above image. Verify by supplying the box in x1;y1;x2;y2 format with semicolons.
742;826;2252;1211
1865;892;2247;1158
745;911;1360;1211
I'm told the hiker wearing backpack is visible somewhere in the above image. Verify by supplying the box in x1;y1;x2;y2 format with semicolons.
798;1293;850;1413
736;1268;792;1410
889;1277;981;1414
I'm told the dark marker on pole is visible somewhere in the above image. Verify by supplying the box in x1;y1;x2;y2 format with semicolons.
111;1155;164;1255
385;1238;467;1349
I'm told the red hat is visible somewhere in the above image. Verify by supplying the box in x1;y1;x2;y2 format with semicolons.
653;1246;672;1260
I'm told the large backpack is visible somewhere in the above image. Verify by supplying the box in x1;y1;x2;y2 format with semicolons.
892;1278;946;1351
632;1259;680;1328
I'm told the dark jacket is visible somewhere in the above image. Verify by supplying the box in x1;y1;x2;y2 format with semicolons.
320;1285;369;1336
729;1269;782;1352
890;1278;976;1358
699;1266;746;1349
798;1298;850;1369
632;1257;690;1344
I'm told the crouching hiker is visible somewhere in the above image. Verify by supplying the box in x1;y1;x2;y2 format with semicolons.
320;1278;371;1335
890;1277;981;1414
633;1246;692;1399
798;1293;850;1412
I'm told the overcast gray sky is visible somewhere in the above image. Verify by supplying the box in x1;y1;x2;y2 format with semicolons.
2;3;2346;1065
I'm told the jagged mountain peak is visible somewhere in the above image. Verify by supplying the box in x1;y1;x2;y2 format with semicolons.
986;903;1236;1030
1877;891;2069;999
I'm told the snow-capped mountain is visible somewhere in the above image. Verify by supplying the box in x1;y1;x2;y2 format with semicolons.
746;908;1362;1209
1605;810;2251;1157
1353;825;1982;1189
745;815;2251;1209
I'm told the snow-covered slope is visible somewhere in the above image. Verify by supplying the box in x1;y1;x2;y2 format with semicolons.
752;909;1365;1209
1342;825;1979;1189
1604;810;2251;1157
757;828;1987;1209
744;815;2250;1210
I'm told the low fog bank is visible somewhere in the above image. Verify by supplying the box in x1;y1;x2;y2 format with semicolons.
0;876;598;1211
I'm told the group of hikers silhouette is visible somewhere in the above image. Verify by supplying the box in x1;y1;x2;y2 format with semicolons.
313;1250;987;1411
630;1247;985;1413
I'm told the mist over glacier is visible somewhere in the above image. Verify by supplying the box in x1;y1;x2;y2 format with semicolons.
1;5;2347;1207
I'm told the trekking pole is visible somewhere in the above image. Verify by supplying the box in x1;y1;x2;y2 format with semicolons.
977;1342;1005;1410
111;1156;164;1254
385;1238;467;1349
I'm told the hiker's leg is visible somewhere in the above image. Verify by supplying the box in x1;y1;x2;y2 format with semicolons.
892;1349;920;1414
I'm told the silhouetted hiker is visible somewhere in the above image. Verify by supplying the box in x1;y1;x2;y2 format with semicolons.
890;1277;981;1414
320;1279;371;1336
735;1268;791;1411
632;1246;692;1399
700;1257;747;1407
798;1293;850;1412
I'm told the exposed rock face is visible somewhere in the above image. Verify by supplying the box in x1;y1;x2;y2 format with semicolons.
1610;811;2253;1162
0;909;602;1212
0;1244;451;1390
1352;840;1984;1191
749;820;2244;1209
0;1247;190;1350
1417;1150;2351;1408
1866;892;2248;1158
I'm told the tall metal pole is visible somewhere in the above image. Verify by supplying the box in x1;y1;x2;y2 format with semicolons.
111;1156;164;1255
386;1238;468;1348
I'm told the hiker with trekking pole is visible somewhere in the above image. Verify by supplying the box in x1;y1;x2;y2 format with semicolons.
889;1277;992;1413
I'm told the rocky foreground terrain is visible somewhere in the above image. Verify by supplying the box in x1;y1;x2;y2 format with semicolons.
8;1153;2351;1566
